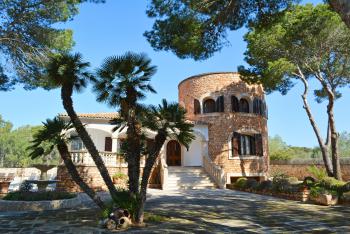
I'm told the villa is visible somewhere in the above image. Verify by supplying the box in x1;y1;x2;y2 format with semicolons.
57;72;269;191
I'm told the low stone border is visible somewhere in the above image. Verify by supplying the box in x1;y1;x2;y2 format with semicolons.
0;192;112;212
226;184;310;202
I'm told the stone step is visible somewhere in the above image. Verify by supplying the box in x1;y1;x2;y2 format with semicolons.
164;166;216;190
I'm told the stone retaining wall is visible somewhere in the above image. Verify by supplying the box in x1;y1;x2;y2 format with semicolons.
270;159;350;181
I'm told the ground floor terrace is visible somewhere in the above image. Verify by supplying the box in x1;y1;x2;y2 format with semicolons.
1;189;349;233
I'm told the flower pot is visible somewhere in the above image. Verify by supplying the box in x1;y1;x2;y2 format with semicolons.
0;181;11;194
312;194;338;206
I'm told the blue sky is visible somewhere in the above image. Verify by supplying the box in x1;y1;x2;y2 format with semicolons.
1;0;349;148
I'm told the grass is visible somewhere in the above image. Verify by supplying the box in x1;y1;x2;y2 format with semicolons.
144;212;170;223
2;191;76;201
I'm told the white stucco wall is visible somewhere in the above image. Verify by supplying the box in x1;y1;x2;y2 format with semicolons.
183;135;203;166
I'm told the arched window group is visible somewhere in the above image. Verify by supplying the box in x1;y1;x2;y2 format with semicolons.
194;95;225;114
231;132;263;157
231;95;267;117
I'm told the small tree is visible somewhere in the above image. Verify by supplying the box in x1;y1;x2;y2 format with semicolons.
239;4;350;180
27;117;106;209
136;99;195;223
42;52;119;199
93;52;157;196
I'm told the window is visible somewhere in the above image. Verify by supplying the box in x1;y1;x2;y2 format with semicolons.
239;98;250;113
231;133;263;157
194;99;201;114
216;96;224;112
231;96;239;112
71;137;84;151
203;99;216;113
104;137;112;152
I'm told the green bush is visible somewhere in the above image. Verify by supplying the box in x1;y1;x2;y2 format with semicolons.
256;180;273;191
303;176;316;187
235;177;248;189
111;190;139;221
245;179;259;190
342;182;350;193
310;185;337;198
319;177;346;195
112;172;128;180
272;172;290;192
307;165;328;181
3;191;76;201
19;181;33;192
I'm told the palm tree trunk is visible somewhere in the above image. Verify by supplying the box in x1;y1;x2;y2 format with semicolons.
57;143;106;209
61;84;119;200
135;132;166;224
126;115;142;196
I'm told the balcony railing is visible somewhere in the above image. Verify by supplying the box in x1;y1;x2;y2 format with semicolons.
68;151;144;167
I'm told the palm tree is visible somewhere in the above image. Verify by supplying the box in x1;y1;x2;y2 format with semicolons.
135;99;195;224
93;52;157;195
44;52;119;199
28;117;106;209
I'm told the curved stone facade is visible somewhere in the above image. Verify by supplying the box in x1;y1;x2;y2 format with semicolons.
178;72;269;181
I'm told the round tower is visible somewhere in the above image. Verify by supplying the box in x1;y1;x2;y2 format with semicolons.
178;72;269;182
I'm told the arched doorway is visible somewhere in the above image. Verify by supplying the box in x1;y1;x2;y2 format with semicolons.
166;140;181;166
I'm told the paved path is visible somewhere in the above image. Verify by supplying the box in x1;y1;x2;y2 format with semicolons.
0;189;349;233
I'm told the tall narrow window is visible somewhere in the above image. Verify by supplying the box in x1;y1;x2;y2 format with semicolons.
239;134;255;155
216;96;224;112
203;99;216;113
255;134;263;156
231;96;239;112
105;137;112;152
194;99;201;114
71;136;84;151
253;98;260;114
239;98;250;113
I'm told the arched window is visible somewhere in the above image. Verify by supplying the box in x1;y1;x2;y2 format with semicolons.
253;98;259;114
239;98;250;113
231;96;239;112
194;99;201;114
203;99;216;113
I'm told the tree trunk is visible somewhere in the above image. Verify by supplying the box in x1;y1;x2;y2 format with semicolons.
61;84;119;200
327;97;342;180
299;72;333;176
125;114;142;196
329;0;350;28
135;132;166;224
314;71;342;180
57;143;106;209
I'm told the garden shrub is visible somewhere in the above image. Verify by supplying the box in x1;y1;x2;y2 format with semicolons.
111;190;139;221
256;180;273;192
272;172;290;193
307;165;327;181
341;182;350;193
235;177;247;189
303;176;316;187
310;185;337;198
19;181;33;192
245;179;259;190
112;172;128;180
319;177;346;195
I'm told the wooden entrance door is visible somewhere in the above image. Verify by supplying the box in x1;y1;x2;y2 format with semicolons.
166;140;181;166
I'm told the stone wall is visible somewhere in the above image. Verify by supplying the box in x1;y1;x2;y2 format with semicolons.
178;72;269;179
270;159;350;181
57;165;160;192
